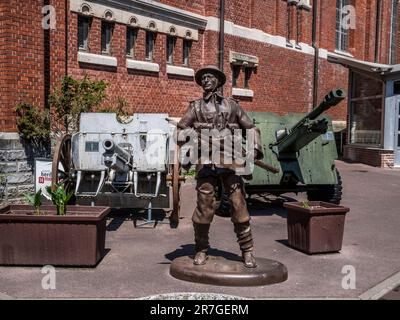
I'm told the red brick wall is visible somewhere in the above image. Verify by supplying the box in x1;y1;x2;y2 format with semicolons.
49;0;68;93
67;14;204;116
0;0;46;132
0;0;397;132
344;145;394;168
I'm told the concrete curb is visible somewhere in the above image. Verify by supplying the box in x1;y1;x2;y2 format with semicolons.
359;270;400;300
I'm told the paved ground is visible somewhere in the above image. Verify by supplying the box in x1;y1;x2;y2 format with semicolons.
381;286;400;300
1;160;400;299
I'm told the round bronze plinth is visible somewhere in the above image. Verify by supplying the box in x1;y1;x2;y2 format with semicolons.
170;255;288;287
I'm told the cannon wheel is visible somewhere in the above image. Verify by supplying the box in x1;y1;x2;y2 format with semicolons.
171;144;182;225
306;169;343;205
52;134;75;197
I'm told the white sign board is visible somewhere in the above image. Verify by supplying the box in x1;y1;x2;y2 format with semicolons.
34;158;52;198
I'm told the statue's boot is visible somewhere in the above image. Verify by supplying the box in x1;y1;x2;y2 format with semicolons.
193;222;210;265
234;222;257;268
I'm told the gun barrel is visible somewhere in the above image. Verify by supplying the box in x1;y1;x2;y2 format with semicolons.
307;89;346;121
102;139;131;164
271;89;346;154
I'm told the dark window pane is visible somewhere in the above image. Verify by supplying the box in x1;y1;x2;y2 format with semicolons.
78;16;89;51
244;68;252;89
352;72;383;98
126;28;136;57
101;22;113;54
394;81;400;95
232;65;240;87
146;32;154;60
350;98;383;145
166;36;175;64
183;40;191;66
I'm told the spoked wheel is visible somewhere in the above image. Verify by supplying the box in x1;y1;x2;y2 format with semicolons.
52;134;75;197
171;144;184;225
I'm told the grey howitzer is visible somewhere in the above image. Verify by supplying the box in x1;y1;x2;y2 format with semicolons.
271;89;346;157
51;113;184;225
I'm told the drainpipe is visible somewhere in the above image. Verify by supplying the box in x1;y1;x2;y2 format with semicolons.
312;0;319;109
219;0;225;94
374;0;382;63
65;0;69;76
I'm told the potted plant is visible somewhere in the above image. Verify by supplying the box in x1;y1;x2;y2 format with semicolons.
23;189;43;215
45;184;74;216
0;185;110;266
283;201;350;255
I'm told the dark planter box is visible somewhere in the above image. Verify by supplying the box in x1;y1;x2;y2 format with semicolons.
0;205;110;266
283;201;350;254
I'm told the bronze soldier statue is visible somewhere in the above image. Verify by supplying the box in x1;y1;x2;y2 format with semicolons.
177;66;264;268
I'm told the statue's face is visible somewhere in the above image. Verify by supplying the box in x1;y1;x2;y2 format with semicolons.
201;73;219;93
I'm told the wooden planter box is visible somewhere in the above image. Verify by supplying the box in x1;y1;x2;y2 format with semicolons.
283;202;350;254
0;205;110;267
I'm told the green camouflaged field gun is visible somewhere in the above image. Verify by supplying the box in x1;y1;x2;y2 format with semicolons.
244;89;346;204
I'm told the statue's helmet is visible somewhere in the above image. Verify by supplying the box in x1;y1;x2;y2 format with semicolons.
195;65;226;87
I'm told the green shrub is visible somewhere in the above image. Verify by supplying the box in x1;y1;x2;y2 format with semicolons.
49;75;108;133
24;189;43;215
15;103;50;144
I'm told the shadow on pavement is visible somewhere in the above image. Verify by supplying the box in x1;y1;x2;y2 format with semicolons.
106;209;175;231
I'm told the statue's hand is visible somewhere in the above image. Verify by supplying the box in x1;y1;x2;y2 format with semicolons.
253;149;264;161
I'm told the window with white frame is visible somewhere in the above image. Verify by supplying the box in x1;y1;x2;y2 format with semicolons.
78;15;90;51
336;0;350;52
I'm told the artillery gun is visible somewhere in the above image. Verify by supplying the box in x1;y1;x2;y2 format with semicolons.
51;113;183;226
244;89;346;204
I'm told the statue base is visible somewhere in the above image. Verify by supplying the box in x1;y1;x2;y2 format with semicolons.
170;255;288;287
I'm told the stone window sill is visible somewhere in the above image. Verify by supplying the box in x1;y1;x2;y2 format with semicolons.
78;52;118;67
166;65;194;77
126;59;160;73
334;50;354;58
232;88;254;98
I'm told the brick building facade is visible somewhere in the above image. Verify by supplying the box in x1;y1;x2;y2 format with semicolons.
0;0;399;201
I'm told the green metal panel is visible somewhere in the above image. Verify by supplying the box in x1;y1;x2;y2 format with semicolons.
247;112;338;187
